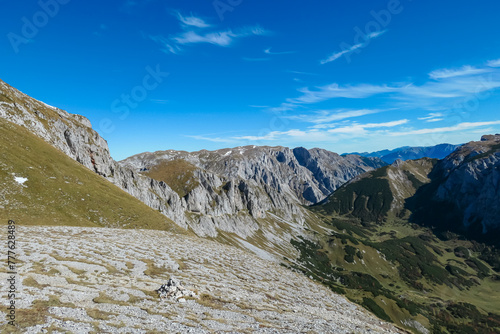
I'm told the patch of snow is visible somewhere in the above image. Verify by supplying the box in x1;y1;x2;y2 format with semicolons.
224;151;232;157
14;176;28;185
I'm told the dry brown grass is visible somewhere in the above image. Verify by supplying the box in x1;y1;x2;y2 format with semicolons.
143;159;200;197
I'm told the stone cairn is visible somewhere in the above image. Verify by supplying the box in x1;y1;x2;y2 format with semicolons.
156;278;197;302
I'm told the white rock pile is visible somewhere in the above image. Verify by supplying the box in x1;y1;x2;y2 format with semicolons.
157;277;197;302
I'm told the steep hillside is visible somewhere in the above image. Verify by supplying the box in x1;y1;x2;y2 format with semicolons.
0;117;184;233
408;135;500;243
347;144;461;164
314;158;436;222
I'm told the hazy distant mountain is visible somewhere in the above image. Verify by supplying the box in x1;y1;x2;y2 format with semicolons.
345;143;461;164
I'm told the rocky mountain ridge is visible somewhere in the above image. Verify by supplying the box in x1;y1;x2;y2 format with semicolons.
0;78;383;254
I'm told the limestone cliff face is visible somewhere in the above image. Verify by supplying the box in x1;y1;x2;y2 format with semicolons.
121;147;385;206
0;78;384;239
120;146;385;234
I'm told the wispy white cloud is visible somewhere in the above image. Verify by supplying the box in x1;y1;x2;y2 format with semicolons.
326;119;408;134
174;11;211;29
193;119;409;143
148;35;182;54
172;26;268;47
398;73;500;108
269;61;500;114
429;65;489;80
285;70;319;76
418;112;444;123
487;58;500;67
320;30;387;65
150;99;169;104
185;135;237;143
149;11;269;54
389;121;500;136
264;48;295;55
418;113;443;120
286;108;384;126
249;105;270;108
287;83;399;104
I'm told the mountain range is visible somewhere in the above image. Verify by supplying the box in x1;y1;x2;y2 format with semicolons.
346;144;462;164
1;78;499;333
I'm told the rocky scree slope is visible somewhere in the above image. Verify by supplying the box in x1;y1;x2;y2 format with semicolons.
0;226;405;333
0;79;383;245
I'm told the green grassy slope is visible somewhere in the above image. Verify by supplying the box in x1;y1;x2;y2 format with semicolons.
290;217;500;333
0;118;185;234
314;159;436;222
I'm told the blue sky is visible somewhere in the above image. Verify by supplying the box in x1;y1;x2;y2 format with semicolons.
2;0;500;160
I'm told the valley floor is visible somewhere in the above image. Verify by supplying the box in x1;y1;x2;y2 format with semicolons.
0;226;404;333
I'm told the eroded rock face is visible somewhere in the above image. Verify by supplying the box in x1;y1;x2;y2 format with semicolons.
0;78;383;239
